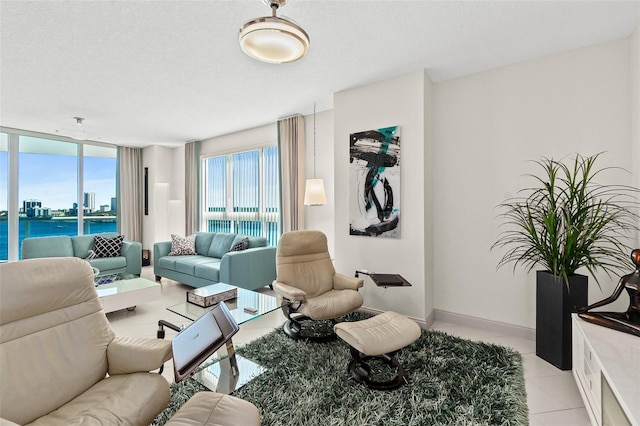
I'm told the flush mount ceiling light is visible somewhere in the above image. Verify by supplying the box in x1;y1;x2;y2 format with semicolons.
239;0;309;64
56;116;99;141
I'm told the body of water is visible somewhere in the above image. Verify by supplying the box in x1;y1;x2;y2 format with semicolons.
0;218;117;260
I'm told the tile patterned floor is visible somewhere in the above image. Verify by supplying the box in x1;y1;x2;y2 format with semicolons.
106;267;591;426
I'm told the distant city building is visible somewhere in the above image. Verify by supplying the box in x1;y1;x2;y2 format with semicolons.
100;205;110;212
83;192;95;212
110;197;117;212
23;199;41;213
31;207;51;217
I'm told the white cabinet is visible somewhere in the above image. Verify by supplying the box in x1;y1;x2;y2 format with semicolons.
572;314;639;426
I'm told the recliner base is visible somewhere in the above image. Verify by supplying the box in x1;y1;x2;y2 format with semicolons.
282;317;338;343
282;304;338;342
348;347;407;390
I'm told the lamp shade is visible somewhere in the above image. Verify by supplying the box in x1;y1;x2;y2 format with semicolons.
239;16;309;64
304;179;327;206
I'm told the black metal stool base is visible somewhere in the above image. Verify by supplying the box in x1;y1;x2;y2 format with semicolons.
347;347;407;390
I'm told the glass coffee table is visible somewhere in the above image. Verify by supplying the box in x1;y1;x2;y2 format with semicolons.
159;283;286;394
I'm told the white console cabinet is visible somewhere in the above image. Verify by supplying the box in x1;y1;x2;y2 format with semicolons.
572;314;639;426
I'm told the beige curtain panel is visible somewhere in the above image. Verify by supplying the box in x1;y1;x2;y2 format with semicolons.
278;115;305;233
118;146;143;242
185;141;200;236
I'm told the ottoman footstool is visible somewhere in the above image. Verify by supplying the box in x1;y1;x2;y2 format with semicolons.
165;391;260;425
334;311;421;390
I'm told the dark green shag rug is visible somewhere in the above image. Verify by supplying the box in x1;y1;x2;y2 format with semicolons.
152;313;528;426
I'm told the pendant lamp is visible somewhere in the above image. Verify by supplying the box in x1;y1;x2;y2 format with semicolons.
304;104;327;206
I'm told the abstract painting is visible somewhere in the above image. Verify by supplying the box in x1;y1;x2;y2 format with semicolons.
349;126;400;238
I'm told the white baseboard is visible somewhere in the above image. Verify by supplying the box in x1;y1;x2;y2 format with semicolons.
358;307;435;330
357;307;533;339
434;309;535;340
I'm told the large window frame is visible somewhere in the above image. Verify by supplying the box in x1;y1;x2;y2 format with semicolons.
201;145;279;246
0;127;118;261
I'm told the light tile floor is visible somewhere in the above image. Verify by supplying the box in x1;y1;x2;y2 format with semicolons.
107;267;591;426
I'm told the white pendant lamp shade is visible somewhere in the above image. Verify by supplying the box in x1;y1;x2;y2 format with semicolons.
239;17;309;64
304;102;326;206
239;0;309;64
304;178;327;206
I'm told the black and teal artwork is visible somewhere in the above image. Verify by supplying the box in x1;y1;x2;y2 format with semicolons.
349;126;400;238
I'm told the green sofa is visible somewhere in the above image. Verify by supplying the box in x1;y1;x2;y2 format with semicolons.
153;232;276;290
21;232;142;277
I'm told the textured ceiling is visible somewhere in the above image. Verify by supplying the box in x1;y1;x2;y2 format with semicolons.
1;0;639;147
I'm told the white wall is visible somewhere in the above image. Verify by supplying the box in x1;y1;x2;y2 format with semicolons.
333;70;433;321
199;124;276;158
433;37;634;328
631;24;640;248
142;144;185;256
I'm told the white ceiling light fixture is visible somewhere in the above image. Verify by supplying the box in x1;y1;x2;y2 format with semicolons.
239;0;310;64
56;116;98;141
304;103;327;206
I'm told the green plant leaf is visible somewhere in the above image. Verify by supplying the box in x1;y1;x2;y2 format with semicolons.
491;153;640;289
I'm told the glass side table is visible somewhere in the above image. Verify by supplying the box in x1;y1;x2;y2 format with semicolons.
158;283;287;394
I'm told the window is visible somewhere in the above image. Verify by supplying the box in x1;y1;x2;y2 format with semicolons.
0;133;7;261
0;128;118;261
83;144;117;234
19;136;79;250
202;146;279;246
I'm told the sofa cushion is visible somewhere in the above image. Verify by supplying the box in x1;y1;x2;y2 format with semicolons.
94;235;124;258
195;232;216;255
70;233;119;258
194;260;221;281
21;236;74;259
90;256;127;272
29;373;169;426
207;233;236;258
71;235;97;258
229;236;250;252
169;234;196;256
157;256;178;270
174;256;217;275
247;236;267;248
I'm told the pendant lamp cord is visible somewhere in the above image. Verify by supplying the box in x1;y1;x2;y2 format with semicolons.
313;102;317;179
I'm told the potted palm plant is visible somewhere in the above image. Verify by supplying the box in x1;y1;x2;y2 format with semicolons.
492;153;640;370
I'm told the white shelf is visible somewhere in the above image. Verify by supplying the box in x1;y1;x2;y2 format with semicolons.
572;314;639;426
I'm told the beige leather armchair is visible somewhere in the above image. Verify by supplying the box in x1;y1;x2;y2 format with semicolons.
0;257;172;425
272;230;364;341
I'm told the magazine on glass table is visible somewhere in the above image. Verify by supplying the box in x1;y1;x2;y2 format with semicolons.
171;301;239;382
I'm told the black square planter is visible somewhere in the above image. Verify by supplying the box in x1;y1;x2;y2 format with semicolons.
536;271;588;370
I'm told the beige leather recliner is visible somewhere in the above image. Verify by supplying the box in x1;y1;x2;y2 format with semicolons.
272;230;364;341
0;257;173;425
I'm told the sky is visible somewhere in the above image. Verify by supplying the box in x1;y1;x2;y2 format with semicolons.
0;152;116;211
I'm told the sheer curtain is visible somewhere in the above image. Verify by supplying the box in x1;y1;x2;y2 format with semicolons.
185;140;200;235
278;115;305;232
117;146;143;242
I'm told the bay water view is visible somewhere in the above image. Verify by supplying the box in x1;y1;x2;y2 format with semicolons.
0;217;117;260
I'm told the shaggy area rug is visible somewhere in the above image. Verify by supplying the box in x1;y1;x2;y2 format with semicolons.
152;314;528;426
